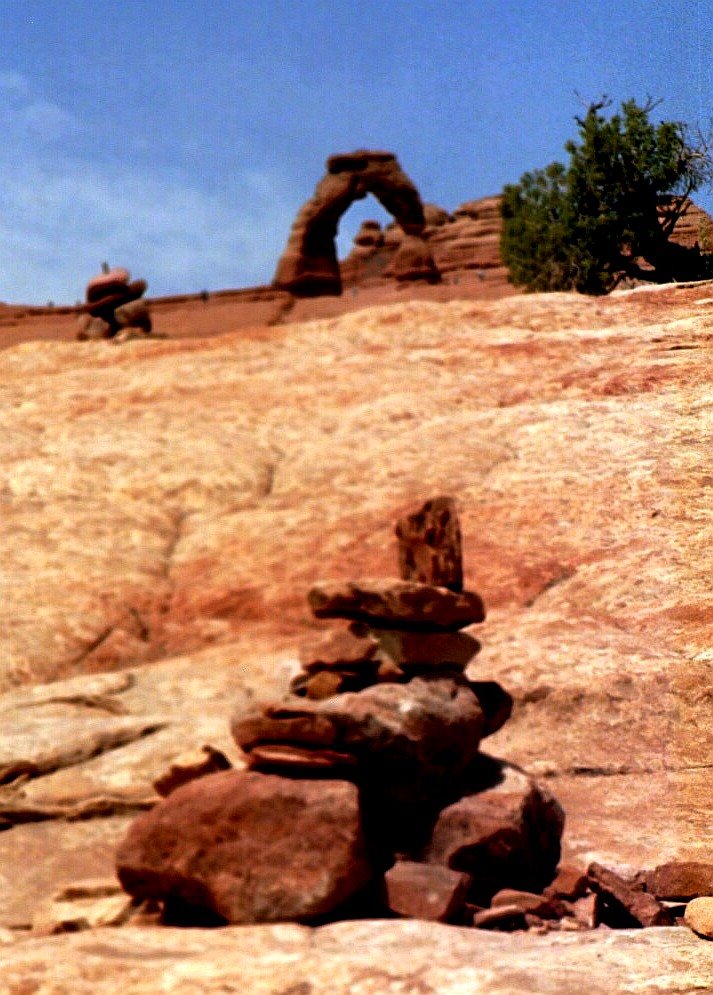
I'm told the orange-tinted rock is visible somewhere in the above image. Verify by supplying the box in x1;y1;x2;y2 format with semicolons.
116;770;373;924
395;496;463;591
544;864;590;901
114;298;151;332
231;702;338;752
384;860;470;922
385;234;441;283
85;268;130;303
273;150;439;295
307;579;485;630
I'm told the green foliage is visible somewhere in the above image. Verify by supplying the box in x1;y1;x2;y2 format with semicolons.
501;99;713;294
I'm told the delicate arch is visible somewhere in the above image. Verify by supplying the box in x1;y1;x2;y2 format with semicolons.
273;150;440;296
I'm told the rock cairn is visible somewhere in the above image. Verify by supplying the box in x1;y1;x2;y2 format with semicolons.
76;265;152;342
115;497;684;933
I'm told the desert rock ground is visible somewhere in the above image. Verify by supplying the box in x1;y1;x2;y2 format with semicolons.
0;279;712;990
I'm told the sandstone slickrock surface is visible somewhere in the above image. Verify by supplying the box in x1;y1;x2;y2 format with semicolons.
1;283;713;987
0;921;712;993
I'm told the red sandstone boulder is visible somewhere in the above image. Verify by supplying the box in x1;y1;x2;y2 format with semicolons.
423;761;564;900
307;579;485;630
116;770;373;924
299;624;379;671
385;234;441;283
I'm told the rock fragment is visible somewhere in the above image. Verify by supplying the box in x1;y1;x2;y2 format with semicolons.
587;861;674;928
384;861;470;923
684;896;713;939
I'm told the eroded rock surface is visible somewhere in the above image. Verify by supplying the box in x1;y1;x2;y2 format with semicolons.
1;284;712;987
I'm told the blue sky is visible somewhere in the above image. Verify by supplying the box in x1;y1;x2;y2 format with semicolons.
2;1;713;304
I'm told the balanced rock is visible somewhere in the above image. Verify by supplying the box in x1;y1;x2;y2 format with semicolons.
424;760;564;901
307;579;485;630
395;495;464;591
116;770;373;924
299;624;380;672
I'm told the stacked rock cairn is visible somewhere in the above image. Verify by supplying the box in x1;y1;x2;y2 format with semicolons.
115;497;684;931
77;264;152;342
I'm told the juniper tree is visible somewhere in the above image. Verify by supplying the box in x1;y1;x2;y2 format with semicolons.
501;98;713;294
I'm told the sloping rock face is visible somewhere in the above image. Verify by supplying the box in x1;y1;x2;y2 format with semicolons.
1;284;713;987
273;150;440;295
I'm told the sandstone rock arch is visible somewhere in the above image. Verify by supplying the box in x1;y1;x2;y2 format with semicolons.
273;150;440;295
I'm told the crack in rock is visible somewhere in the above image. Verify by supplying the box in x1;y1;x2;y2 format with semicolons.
0;719;168;786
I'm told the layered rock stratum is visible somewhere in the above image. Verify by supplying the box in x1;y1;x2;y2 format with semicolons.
1;280;712;990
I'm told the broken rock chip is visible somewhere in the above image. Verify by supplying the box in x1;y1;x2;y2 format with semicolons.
231;703;338;752
384;860;470;923
308;579;485;630
116;770;373;924
246;743;358;773
423;761;564;900
587;862;674;928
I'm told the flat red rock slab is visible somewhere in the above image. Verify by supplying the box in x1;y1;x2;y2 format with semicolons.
308;579;485;630
246;743;358;771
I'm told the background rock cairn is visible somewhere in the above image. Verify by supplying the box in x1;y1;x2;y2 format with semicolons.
76;264;152;342
115;497;683;932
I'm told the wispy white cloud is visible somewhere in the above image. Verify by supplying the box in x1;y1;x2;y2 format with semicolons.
0;70;295;304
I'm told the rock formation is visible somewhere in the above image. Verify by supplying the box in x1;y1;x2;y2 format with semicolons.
116;497;567;925
76;266;152;342
273;150;440;295
115;496;690;933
